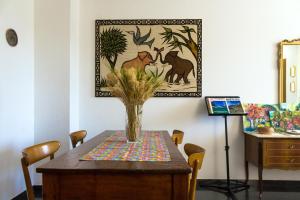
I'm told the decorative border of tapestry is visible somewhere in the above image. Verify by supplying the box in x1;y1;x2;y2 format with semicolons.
95;19;202;97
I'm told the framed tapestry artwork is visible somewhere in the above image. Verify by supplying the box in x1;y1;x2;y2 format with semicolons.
95;19;202;97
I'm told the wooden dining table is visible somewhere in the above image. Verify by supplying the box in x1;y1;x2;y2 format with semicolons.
36;130;191;200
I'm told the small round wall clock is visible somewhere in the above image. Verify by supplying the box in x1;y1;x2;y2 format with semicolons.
6;29;18;47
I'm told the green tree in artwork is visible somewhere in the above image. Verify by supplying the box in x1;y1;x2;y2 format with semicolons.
160;26;198;60
296;103;300;111
100;28;127;70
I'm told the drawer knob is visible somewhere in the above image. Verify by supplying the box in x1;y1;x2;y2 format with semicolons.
290;158;296;163
289;144;296;149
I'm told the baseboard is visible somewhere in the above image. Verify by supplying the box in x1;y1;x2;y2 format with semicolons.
11;185;42;200
197;179;300;192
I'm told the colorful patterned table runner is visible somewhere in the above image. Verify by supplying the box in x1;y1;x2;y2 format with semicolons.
80;131;171;161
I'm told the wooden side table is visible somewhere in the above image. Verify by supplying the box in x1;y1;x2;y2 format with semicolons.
244;132;300;197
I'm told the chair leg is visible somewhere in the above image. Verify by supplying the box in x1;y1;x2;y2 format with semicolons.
189;161;199;200
21;158;35;200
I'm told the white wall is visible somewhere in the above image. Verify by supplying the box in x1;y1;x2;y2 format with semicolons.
34;0;70;153
0;0;34;199
0;0;72;196
77;0;300;180
70;0;80;132
34;0;71;184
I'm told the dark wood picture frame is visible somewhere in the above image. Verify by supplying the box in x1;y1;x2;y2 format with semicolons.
95;19;202;97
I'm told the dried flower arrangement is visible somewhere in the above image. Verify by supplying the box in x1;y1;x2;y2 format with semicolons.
106;68;164;142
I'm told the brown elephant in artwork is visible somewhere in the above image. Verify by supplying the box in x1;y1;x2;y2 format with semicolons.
159;51;195;84
121;48;164;71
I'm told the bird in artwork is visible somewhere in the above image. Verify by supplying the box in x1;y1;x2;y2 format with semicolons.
126;26;155;49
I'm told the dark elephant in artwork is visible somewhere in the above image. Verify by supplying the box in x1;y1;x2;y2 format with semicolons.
159;51;195;84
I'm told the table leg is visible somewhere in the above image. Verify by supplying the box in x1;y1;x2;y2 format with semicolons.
258;141;263;198
244;134;249;184
245;160;249;184
258;164;263;199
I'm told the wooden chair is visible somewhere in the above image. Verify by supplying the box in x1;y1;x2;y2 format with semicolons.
184;143;205;200
69;130;87;148
172;129;184;146
21;141;60;200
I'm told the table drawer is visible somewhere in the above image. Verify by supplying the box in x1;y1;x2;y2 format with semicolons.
266;156;300;165
265;141;300;150
263;140;300;168
266;149;300;156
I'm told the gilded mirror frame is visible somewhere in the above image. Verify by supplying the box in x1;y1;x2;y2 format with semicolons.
278;39;300;103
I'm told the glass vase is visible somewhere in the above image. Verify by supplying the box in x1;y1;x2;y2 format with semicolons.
125;104;142;142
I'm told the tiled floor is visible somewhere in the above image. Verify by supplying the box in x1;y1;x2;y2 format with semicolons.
13;185;300;200
197;188;300;200
32;190;300;200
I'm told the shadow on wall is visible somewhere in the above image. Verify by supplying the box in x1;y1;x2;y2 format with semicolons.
227;117;246;179
196;98;246;178
145;98;205;128
0;147;26;199
196;98;209;116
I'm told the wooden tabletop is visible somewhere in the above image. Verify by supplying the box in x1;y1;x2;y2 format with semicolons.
244;131;300;138
36;130;191;174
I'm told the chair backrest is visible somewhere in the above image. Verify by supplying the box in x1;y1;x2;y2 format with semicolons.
70;130;87;148
184;143;205;200
21;141;60;200
172;129;184;146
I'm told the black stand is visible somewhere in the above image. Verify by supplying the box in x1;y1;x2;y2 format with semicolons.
203;115;249;200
